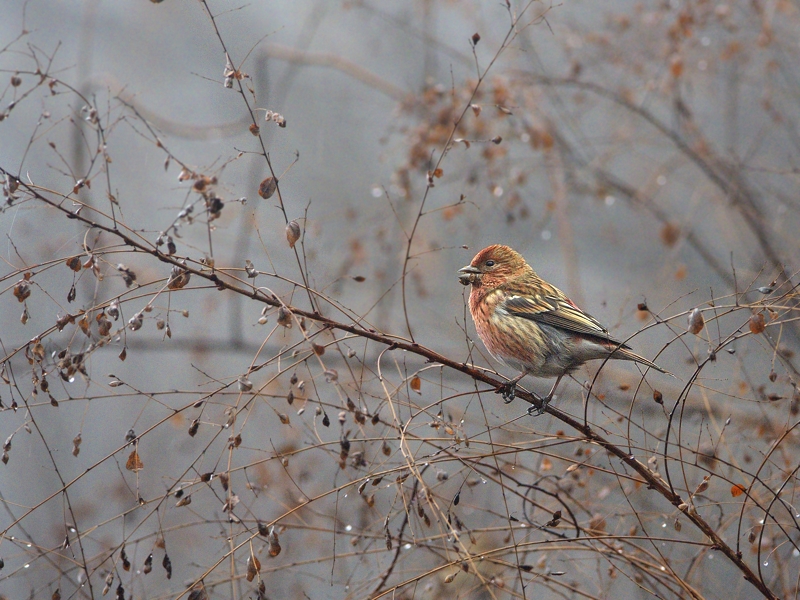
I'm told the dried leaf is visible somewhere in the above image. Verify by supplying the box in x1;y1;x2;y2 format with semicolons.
731;484;746;497
126;450;143;472
410;376;421;394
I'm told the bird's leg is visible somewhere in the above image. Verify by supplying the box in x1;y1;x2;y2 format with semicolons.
527;375;563;416
496;371;527;404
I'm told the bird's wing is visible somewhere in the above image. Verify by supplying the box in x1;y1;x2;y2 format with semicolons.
502;293;631;349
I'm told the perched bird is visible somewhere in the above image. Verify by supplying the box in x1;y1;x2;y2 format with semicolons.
458;244;666;411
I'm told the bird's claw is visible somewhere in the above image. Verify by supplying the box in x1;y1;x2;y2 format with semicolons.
495;382;517;403
527;395;552;417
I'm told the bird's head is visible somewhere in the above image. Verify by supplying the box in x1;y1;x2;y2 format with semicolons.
458;245;529;288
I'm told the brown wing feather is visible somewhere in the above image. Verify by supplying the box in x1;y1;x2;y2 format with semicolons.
502;293;632;349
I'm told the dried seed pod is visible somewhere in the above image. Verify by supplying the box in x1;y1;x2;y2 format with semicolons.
277;306;292;328
286;220;301;248
238;377;253;392
13;281;30;302
246;554;261;582
66;256;81;272
694;475;710;496
143;553;153;574
687;308;704;335
167;265;191;290
116;264;137;287
162;553;172;579
258;177;277;199
749;313;765;334
107;300;120;320
128;312;143;331
267;526;281;556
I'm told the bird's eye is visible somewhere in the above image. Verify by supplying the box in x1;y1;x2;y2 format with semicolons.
485;260;495;267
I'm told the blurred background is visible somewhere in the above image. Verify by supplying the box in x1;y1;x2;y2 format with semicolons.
1;1;799;598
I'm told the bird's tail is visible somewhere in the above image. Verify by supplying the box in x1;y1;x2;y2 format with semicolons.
613;347;671;376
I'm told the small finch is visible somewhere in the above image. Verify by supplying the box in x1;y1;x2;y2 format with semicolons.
458;244;666;411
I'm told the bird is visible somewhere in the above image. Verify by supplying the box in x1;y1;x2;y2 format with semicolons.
458;244;667;412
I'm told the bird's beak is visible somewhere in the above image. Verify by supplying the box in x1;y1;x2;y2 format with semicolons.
458;265;480;286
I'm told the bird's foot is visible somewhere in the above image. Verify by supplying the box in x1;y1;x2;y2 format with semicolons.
495;382;518;403
527;395;553;416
